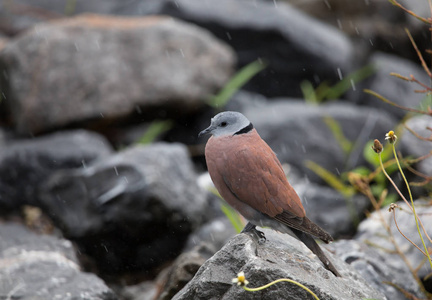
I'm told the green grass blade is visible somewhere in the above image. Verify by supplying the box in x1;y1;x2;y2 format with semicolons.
323;116;353;155
137;120;174;145
305;160;355;198
207;60;267;108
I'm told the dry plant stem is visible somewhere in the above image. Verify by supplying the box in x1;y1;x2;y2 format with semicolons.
379;149;432;272
383;281;424;300
388;0;432;24
379;153;432;245
363;89;431;115
404;124;432;142
391;144;432;269
391;208;427;256
390;73;432;92
362;185;419;278
405;28;432;78
243;278;320;300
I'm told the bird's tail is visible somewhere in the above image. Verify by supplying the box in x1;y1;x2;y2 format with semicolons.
292;228;341;277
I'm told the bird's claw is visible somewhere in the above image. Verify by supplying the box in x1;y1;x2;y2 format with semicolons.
241;222;266;244
255;229;267;245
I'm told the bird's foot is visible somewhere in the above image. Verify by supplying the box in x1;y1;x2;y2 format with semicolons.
254;228;267;245
241;222;266;245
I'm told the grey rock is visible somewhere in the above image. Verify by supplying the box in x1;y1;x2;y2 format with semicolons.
157;0;354;97
243;100;397;183
0;130;113;211
355;200;432;279
157;243;216;300
39;143;207;273
328;239;425;300
0;14;235;134
352;52;430;120
0;222;116;300
184;217;237;253
173;229;385;300
0;0;163;35
114;281;157;300
400;115;432;176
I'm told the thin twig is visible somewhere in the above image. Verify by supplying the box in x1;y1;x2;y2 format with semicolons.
390;204;427;256
364;89;432;115
405;28;432;78
388;0;432;24
404;124;432;142
379;153;432;245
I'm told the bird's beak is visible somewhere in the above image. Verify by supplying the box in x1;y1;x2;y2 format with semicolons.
198;126;212;138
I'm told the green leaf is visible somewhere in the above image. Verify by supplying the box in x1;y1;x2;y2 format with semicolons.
301;80;318;104
220;202;245;233
207;59;267;108
209;187;244;233
305;160;355;198
323;116;353;155
350;166;371;176
137;120;174;145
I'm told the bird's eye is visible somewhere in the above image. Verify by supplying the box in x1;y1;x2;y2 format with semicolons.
220;121;227;127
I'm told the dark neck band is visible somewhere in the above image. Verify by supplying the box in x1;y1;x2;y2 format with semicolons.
234;122;253;135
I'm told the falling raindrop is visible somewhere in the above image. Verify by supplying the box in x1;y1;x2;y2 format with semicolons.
323;0;331;9
179;48;185;58
354;27;360;35
350;79;356;91
74;42;79;52
114;166;118;175
301;145;306;153
81;160;87;169
226;32;232;40
273;0;278;8
337;68;343;80
336;19;342;30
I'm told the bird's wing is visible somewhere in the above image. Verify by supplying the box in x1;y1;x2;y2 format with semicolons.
220;134;332;242
220;135;305;218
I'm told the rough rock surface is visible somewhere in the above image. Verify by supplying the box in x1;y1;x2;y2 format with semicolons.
39;143;207;273
355;201;432;279
158;0;354;97
0;130;113;211
0;14;235;134
0;222;116;300
328;239;425;300
174;229;385;300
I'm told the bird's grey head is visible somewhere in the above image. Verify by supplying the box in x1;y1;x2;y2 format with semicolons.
198;111;253;138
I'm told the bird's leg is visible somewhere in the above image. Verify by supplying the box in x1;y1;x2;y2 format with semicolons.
241;222;266;244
